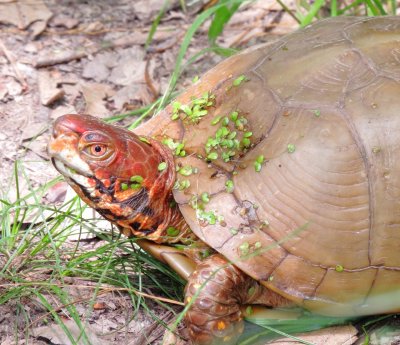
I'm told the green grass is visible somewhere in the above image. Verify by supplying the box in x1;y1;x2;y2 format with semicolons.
0;162;184;343
1;0;398;344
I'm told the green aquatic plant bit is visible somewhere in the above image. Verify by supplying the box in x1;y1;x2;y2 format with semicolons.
254;155;265;172
201;192;210;203
158;162;167;171
313;109;321;117
171;92;215;124
225;180;234;193
335;264;344;272
239;242;250;256
233;75;247;86
207;152;218;160
287;144;296;153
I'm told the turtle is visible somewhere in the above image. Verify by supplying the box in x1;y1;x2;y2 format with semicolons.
48;16;400;345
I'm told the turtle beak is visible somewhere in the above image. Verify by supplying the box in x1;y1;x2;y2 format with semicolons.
48;115;93;178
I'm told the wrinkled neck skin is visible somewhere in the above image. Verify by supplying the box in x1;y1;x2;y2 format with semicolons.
48;114;195;245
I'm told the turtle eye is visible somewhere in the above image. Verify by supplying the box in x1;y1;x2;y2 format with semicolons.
88;144;108;157
79;131;114;161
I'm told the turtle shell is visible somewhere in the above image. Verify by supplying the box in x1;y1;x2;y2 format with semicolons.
136;16;400;316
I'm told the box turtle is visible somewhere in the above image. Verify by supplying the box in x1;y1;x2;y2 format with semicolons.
48;16;400;344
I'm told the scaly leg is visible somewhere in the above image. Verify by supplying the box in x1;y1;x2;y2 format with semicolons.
185;254;291;345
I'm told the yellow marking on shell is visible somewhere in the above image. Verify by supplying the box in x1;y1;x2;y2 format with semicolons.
223;336;232;342
193;283;201;290
186;296;192;303
217;321;226;330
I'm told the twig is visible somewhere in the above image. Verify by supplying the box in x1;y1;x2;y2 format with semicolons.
35;30;174;68
144;58;158;102
0;281;184;306
35;50;88;68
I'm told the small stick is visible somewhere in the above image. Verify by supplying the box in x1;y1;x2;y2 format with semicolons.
35;30;173;68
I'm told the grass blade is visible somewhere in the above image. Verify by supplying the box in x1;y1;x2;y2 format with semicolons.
156;0;248;113
145;0;170;51
299;0;325;27
208;0;241;44
331;0;338;16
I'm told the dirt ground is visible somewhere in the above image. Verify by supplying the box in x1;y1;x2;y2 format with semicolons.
0;1;400;344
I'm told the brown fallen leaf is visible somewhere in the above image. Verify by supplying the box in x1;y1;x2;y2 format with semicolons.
33;320;111;345
81;82;115;117
29;20;47;39
161;329;187;345
21;122;46;141
0;0;52;30
38;70;65;106
50;104;77;120
108;47;146;86
82;51;117;82
132;0;179;22
50;15;79;29
44;181;68;204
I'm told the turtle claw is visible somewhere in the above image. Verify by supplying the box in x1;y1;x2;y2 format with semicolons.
187;317;244;345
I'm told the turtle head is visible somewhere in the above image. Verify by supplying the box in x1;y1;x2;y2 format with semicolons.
48;114;177;239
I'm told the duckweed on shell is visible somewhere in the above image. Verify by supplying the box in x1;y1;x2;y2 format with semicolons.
225;180;234;193
158;162;167;171
287;144;296;153
335;265;344;272
201;192;210;203
239;242;250;256
233;75;247;86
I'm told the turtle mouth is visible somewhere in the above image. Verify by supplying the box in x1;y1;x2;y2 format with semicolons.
48;128;94;178
51;157;95;192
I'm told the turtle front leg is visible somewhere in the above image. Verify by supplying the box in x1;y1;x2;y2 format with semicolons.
185;254;290;345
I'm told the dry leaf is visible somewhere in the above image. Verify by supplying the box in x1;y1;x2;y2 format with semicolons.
38;70;65;106
111;83;143;110
50;15;79;29
21;122;46;141
132;0;179;21
44;181;68;204
82;52;118;82
29;19;47;38
108;47;146;86
0;0;52;30
51;104;77;120
81;82;115;117
33;320;110;345
162;329;187;345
